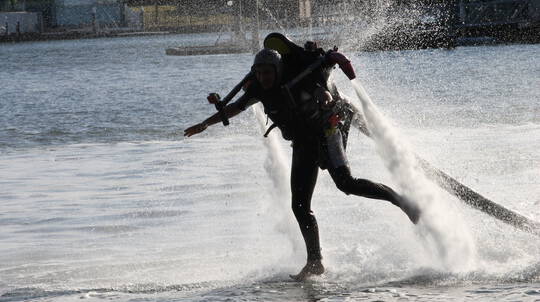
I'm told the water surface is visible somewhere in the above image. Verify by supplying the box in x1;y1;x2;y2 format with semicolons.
0;34;539;301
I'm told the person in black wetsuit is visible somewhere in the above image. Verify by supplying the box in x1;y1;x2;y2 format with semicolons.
184;44;420;281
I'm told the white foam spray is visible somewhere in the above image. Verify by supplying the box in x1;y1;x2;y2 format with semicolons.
252;104;303;257
350;80;477;272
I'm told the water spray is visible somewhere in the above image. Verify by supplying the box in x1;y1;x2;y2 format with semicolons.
252;104;303;257
349;79;476;270
347;81;540;238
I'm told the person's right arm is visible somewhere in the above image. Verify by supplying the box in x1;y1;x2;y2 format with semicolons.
183;94;259;137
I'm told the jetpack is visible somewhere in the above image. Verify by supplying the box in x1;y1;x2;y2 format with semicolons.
206;33;540;237
207;32;356;125
267;33;356;109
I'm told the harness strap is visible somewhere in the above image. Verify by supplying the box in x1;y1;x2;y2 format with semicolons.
263;123;278;137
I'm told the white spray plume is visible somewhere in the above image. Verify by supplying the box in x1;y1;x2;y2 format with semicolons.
252;104;303;256
350;79;476;272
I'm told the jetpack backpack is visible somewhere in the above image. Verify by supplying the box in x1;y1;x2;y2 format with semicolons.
207;32;356;141
263;32;356;139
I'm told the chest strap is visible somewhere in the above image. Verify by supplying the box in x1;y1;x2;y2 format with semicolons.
263;123;278;137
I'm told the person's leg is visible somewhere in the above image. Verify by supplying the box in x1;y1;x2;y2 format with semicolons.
291;140;321;261
329;165;400;205
290;140;324;280
325;129;420;223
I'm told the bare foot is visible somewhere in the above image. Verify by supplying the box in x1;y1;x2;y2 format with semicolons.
289;260;325;281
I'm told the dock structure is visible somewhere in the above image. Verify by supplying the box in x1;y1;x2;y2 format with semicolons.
457;0;540;42
123;0;308;32
459;0;539;28
155;0;266;56
165;44;251;56
149;0;537;55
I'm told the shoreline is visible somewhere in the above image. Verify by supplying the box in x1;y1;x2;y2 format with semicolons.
1;28;538;52
0;29;173;43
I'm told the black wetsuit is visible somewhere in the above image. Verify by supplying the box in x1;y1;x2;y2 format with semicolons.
234;66;403;262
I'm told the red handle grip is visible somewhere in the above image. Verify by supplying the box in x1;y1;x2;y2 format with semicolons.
326;51;356;80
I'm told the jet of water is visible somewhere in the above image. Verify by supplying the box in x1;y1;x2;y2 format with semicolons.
350;79;477;272
252;104;303;257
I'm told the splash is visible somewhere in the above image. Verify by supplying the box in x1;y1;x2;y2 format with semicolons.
252;104;303;257
350;79;476;272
